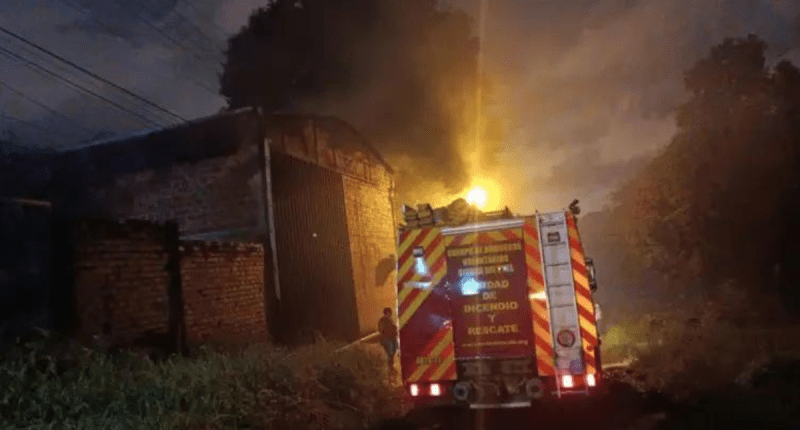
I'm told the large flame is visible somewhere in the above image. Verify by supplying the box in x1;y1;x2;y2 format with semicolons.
466;186;488;209
462;176;502;210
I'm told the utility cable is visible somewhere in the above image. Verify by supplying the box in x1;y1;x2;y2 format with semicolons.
153;4;225;53
0;81;94;135
0;46;164;127
0;24;186;123
51;0;222;96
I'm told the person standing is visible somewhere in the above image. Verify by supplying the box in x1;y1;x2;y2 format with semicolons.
378;307;399;374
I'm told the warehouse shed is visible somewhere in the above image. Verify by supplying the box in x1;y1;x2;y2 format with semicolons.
51;108;398;344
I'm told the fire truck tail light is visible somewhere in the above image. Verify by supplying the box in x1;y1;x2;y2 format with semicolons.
586;374;596;387
429;383;442;396
409;384;420;397
562;375;575;388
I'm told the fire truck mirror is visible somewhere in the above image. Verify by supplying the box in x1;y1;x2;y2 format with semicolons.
586;257;598;292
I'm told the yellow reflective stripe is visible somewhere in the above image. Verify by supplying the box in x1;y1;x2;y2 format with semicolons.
576;293;594;313
400;288;433;329
408;334;452;381
409;240;446;282
429;349;456;381
398;230;422;258
579;317;597;339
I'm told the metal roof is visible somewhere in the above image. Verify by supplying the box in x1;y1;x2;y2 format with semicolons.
55;108;394;182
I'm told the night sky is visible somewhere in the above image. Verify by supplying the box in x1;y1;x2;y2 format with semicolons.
1;0;799;212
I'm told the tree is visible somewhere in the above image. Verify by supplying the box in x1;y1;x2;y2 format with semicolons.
613;35;800;302
220;0;506;199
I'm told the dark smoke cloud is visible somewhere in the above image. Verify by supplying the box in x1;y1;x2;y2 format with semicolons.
218;1;496;206
1;0;799;212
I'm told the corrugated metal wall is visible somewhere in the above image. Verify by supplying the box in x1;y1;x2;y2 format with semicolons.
269;151;359;344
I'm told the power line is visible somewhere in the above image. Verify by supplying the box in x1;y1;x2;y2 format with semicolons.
0;46;163;127
130;14;223;92
135;10;220;62
0;24;186;123
153;4;225;54
51;0;223;96
0;81;94;135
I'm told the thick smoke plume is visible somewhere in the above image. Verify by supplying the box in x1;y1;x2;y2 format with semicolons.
1;0;798;213
220;0;508;208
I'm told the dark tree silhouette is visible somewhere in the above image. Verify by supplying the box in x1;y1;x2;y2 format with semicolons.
613;35;800;309
220;0;505;197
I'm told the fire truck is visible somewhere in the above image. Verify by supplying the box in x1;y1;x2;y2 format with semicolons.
395;198;601;410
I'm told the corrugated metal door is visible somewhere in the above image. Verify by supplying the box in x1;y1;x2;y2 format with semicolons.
269;151;359;343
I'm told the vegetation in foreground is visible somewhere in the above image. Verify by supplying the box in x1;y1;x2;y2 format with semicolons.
0;333;402;430
601;283;800;429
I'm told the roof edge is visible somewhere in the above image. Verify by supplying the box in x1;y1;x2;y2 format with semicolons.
57;107;395;175
262;112;395;174
62;106;258;153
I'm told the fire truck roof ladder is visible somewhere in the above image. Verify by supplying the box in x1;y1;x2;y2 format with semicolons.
538;211;589;398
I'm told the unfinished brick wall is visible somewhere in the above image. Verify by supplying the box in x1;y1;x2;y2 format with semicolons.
343;168;397;336
179;241;268;346
88;143;266;240
57;112;397;343
54;110;269;242
72;219;269;350
72;219;174;347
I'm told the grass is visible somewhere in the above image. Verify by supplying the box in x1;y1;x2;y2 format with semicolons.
0;332;402;430
600;283;800;429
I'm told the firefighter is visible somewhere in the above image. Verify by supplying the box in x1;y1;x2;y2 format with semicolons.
378;307;399;375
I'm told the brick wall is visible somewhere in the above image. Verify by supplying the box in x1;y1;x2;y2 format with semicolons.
343;167;397;336
72;219;175;347
71;218;269;350
87;142;266;240
179;241;268;346
57;113;397;343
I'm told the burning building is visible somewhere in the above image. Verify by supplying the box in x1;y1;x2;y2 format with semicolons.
51;108;397;344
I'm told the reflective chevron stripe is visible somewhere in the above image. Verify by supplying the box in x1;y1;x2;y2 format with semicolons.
524;217;554;376
566;213;599;375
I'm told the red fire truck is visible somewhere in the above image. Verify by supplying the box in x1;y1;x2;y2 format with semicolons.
396;199;601;410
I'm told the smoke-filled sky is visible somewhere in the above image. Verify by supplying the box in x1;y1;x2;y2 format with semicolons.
1;0;799;213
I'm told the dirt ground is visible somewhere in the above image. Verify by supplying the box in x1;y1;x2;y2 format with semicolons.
377;374;800;430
